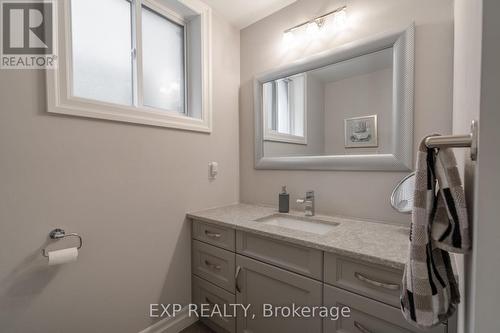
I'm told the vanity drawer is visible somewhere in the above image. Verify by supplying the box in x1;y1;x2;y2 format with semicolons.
193;220;235;251
192;240;235;293
324;284;447;333
324;253;403;307
192;275;236;333
236;231;323;280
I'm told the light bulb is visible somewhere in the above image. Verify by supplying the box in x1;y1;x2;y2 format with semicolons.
306;21;320;36
282;30;295;45
333;8;347;30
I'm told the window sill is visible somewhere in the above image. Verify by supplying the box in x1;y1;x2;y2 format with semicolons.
264;132;307;145
47;87;211;132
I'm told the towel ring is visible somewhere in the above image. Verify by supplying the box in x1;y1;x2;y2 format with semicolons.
42;228;83;257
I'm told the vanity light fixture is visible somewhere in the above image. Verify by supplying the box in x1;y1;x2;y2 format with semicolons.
283;6;347;40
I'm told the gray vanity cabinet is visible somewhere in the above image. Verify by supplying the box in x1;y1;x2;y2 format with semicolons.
192;275;236;333
323;284;447;333
236;231;323;280
324;253;403;308
193;220;236;251
192;240;236;293
235;254;322;333
190;219;456;333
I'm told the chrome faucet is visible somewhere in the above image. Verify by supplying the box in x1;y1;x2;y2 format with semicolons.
296;191;315;216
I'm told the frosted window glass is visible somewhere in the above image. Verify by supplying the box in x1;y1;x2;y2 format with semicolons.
265;76;305;137
71;0;133;105
142;7;185;114
276;79;290;133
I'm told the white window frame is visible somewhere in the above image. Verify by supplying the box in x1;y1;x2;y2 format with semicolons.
263;73;307;145
47;0;212;132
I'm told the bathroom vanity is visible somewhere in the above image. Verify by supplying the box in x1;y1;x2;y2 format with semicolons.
187;204;456;333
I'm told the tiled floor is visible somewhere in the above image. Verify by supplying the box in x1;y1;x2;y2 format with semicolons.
180;321;214;333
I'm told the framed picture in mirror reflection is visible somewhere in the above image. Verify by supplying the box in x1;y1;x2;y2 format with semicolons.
344;115;378;148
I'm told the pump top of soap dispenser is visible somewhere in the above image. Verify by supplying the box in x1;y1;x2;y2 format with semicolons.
281;186;287;193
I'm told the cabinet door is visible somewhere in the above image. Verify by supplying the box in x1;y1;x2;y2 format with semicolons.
235;255;322;333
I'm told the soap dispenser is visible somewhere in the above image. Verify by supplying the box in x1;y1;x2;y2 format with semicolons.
279;186;290;213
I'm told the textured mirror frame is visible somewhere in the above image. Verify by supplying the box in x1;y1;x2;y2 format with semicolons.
254;24;415;171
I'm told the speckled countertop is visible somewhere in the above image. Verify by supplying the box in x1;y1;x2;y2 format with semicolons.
187;203;410;270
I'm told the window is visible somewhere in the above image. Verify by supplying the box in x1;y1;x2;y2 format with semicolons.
142;6;185;113
47;0;212;132
71;0;133;106
263;74;306;144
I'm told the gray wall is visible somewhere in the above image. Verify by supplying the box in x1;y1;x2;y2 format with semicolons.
0;13;240;333
240;0;454;224
307;74;327;155
323;68;392;155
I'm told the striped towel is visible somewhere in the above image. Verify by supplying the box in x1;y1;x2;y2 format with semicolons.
401;136;471;328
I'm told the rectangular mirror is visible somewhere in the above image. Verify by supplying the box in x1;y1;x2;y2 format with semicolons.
254;25;415;171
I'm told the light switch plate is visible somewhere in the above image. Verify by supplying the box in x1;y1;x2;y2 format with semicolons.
208;162;218;179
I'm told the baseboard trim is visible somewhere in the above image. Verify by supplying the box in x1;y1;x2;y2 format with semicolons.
139;306;198;333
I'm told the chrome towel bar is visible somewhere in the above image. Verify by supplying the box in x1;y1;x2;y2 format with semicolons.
42;228;83;257
425;120;478;161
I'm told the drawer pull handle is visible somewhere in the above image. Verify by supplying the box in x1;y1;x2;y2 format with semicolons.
354;272;400;291
235;265;242;293
205;260;222;271
354;321;373;333
205;230;222;239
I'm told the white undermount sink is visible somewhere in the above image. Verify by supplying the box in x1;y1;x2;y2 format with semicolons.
255;214;339;235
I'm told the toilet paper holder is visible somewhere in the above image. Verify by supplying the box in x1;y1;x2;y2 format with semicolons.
42;228;83;257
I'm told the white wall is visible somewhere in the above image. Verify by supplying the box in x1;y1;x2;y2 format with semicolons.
0;13;240;333
240;0;454;224
453;0;500;332
452;1;483;332
453;1;500;332
470;0;500;325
